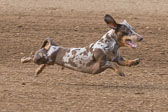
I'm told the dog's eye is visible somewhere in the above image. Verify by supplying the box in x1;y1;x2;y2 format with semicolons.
121;29;130;34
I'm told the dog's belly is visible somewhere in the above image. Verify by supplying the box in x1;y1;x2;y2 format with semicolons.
62;48;94;71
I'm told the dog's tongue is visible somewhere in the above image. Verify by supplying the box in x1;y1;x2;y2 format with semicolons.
127;41;136;48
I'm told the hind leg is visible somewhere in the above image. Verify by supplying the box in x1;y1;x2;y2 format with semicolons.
21;57;33;63
21;52;34;63
35;64;46;77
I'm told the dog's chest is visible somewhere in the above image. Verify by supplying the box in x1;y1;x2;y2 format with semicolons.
62;48;93;69
93;37;118;61
105;45;119;61
93;33;116;51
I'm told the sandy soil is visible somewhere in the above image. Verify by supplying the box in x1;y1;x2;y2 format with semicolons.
0;0;168;112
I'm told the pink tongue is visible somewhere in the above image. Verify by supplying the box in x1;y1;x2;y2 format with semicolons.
128;41;136;48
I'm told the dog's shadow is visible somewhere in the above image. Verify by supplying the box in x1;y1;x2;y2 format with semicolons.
55;82;168;91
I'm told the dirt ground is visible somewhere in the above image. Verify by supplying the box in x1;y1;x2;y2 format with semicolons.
0;0;168;112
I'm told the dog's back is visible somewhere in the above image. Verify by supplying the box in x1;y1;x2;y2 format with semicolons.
61;46;94;72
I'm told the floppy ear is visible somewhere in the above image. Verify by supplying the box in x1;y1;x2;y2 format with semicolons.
104;14;118;29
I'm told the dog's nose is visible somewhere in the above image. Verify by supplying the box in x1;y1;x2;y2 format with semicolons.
139;37;143;41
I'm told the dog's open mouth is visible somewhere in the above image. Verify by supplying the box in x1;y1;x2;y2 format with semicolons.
126;39;136;48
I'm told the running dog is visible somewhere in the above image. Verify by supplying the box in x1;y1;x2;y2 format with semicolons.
21;14;143;76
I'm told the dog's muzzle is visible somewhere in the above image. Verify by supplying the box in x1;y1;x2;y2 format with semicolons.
134;32;143;42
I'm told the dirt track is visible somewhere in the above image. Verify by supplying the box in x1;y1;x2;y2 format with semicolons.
0;0;168;112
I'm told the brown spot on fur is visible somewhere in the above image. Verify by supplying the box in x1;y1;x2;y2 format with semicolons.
86;61;94;67
104;34;112;43
106;33;111;39
72;50;76;55
83;47;89;56
68;58;77;67
66;49;71;53
83;51;87;55
99;38;104;42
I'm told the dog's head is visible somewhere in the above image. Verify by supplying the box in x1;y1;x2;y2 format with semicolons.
104;14;143;48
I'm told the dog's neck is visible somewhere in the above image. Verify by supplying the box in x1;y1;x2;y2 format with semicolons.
99;29;119;49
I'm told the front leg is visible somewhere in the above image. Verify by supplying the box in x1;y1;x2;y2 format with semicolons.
117;56;140;67
102;61;125;76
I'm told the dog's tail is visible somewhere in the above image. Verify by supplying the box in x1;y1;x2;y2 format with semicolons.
40;37;57;49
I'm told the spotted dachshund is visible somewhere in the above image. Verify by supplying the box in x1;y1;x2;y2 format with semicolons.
21;14;143;76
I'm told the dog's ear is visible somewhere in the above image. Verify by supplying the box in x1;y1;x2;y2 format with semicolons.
104;14;118;29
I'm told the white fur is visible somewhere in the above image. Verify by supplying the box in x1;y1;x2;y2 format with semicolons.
47;46;60;56
63;48;93;69
92;29;116;51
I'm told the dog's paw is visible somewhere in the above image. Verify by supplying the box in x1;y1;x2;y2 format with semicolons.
134;58;140;65
119;72;125;76
135;58;140;65
130;58;140;66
